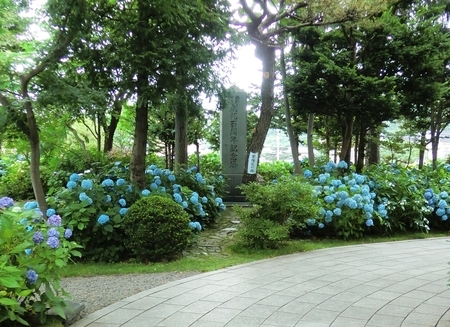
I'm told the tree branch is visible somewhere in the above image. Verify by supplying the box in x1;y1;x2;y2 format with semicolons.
20;32;76;92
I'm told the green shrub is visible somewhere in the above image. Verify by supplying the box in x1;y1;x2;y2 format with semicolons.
0;161;34;200
257;161;293;182
122;196;191;262
236;176;318;249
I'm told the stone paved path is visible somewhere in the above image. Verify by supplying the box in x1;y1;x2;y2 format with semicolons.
71;237;450;327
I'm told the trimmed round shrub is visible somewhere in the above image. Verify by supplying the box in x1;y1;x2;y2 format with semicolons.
122;196;191;262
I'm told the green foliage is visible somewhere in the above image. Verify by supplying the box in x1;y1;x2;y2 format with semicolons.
188;152;222;176
0;160;34;200
122;196;191;262
257;161;294;182
0;203;81;326
236;176;318;249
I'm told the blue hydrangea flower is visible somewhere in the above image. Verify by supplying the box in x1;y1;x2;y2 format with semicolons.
119;198;126;207
188;221;202;231
442;215;448;221
101;179;114;187
160;187;166;193
436;208;446;216
201;196;208;204
306;218;316;226
438;200;447;209
149;164;156;170
47;214;62;226
440;191;449;199
424;190;434;200
154;168;163;176
190;196;199;204
24;201;38;211
105;195;112;203
219;203;226;211
173;193;183;203
345;198;358;209
64;229;72;239
196;173;203;183
168;174;176;182
366;219;374;227
26;269;38;284
378;209;388;218
155;179;162;186
66;181;77;189
318;223;324;229
182;201;188;209
81;179;93;190
98;214;110;225
79;192;89;202
46;208;56;217
318;175;327;184
126;185;132;193
24;249;32;255
26;225;33;232
47;228;60;238
363;204;373;213
69;173;80;182
215;197;223;204
19;218;27;225
337;161;348;169
0;196;14;209
303;170;313;178
142;189;150;196
47;236;59;249
116;178;126;186
150;183;158;190
32;231;44;244
324;195;335;204
333;208;341;216
119;208;128;215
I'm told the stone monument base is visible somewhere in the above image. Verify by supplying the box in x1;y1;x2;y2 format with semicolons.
223;174;247;202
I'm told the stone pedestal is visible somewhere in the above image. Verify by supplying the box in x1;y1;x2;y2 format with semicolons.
220;89;247;202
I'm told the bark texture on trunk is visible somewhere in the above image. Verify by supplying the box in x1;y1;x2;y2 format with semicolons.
103;99;123;152
174;104;188;169
242;44;275;184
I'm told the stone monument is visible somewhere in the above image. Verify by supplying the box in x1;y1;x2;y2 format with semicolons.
220;89;247;202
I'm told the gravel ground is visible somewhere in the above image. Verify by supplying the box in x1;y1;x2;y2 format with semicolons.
60;271;200;316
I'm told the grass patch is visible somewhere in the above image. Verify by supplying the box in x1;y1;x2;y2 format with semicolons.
60;230;448;278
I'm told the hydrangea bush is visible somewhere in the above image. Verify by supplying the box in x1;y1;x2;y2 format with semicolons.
239;160;450;243
50;162;226;262
0;198;81;326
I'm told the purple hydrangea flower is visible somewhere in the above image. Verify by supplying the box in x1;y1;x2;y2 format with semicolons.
47;228;60;238
47;236;59;249
0;196;14;209
32;231;44;244
47;214;62;226
26;269;38;284
64;229;72;239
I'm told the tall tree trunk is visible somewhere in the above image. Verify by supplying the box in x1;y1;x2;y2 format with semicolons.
307;113;315;166
356;124;367;173
418;131;426;169
174;104;188;169
242;44;276;184
340;115;354;164
280;46;301;174
130;74;149;188
367;127;380;166
103;99;123;152
22;89;48;213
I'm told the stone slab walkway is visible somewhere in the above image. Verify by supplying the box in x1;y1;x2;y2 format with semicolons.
71;238;450;327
